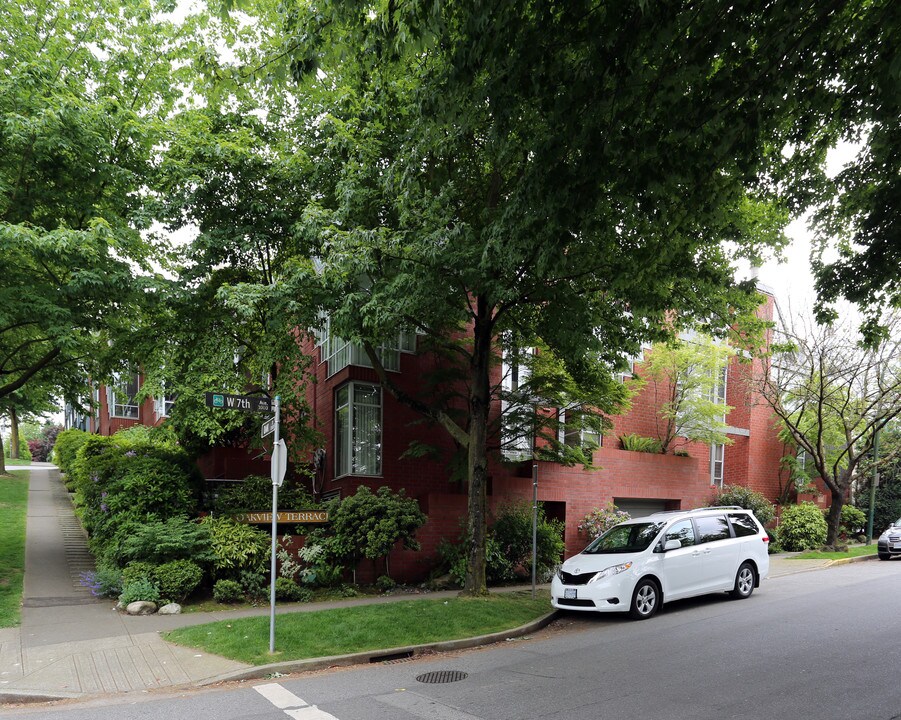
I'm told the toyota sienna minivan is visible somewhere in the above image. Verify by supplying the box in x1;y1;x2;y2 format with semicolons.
551;506;770;619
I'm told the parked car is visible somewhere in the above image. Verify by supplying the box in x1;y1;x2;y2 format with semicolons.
551;506;770;619
877;519;901;560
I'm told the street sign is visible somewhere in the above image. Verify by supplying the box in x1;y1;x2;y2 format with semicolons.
205;392;272;414
261;416;277;438
229;511;329;524
271;438;287;487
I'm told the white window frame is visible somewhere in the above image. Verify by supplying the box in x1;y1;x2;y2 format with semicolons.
560;407;602;452
109;373;140;419
317;316;412;377
500;344;534;461
710;443;725;487
335;382;383;477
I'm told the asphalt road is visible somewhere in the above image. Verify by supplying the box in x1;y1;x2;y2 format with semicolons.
4;560;900;720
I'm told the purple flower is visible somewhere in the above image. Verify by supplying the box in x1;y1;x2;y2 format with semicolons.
100;491;108;499
100;503;109;513
125;450;137;457
91;473;99;483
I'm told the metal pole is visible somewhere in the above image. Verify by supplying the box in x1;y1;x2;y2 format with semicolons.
867;423;880;544
269;395;281;654
531;461;538;599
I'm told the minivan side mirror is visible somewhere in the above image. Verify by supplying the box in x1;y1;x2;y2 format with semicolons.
664;539;682;551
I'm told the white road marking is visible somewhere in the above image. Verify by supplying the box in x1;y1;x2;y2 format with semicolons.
255;682;341;720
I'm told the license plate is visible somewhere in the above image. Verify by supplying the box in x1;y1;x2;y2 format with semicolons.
564;588;577;600
893;543;901;551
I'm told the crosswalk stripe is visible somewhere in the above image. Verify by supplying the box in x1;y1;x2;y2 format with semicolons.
285;706;341;720
254;682;308;709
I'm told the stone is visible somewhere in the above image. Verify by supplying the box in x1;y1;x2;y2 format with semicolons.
126;601;158;615
158;603;182;615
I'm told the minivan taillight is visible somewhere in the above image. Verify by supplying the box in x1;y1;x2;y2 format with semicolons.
763;535;770;543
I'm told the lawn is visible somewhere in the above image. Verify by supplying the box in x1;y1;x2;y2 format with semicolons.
0;473;29;627
792;544;879;560
4;458;31;467
167;591;552;665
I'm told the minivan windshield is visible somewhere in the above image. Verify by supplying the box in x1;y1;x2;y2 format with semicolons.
583;521;666;554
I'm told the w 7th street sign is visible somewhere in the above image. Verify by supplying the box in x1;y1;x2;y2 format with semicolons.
205;392;272;414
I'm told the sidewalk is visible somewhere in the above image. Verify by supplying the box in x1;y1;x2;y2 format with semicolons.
0;466;872;706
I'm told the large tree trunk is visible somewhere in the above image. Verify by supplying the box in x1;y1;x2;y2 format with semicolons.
825;494;844;546
462;301;493;597
0;433;6;474
9;407;19;460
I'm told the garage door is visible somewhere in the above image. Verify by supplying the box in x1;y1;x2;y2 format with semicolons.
613;498;670;518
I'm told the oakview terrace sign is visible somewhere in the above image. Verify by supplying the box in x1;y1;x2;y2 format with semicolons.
230;511;329;524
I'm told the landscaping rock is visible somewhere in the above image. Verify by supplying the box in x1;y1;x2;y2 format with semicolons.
126;601;157;615
158;603;182;615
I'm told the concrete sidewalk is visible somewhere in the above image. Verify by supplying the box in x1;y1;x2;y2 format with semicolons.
0;466;872;706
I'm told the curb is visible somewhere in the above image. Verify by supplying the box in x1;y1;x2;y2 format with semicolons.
196;610;560;686
0;690;83;705
827;553;880;567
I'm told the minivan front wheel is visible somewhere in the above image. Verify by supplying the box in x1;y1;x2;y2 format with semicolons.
730;562;756;599
629;578;660;620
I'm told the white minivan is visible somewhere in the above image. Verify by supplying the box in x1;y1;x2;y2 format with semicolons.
551;506;770;619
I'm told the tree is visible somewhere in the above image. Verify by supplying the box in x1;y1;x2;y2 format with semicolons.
641;334;737;454
809;1;901;343
0;1;203;414
272;0;866;595
757;310;901;545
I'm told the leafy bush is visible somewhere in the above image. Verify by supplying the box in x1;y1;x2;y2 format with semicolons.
121;561;156;586
619;434;663;453
711;485;776;526
857;476;901;535
213;475;316;515
213;579;244;604
118;578;161;606
153;560;203;603
25;424;62;463
321;486;426;579
838;505;867;538
375;575;396;592
491;501;565;582
273;577;312;602
79;566;123;598
201;516;271;578
4;436;31;460
778;502;828;551
765;527;782;554
118;517;215;566
578;502;631;540
239;569;267;601
439;535;510;586
53;428;92;477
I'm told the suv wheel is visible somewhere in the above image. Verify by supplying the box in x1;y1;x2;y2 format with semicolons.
629;578;660;620
878;552;890;560
730;562;756;599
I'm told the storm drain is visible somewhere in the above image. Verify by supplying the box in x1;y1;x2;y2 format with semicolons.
415;670;468;684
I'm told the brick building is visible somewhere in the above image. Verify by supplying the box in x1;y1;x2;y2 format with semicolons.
302;287;792;583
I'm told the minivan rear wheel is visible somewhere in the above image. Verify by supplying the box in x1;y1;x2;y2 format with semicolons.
730;562;756;599
629;578;660;619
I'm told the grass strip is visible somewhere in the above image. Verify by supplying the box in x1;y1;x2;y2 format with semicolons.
167;591;551;665
792;544;879;560
4;458;31;467
0;473;29;627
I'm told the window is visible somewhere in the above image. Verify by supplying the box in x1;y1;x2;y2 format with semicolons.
709;363;728;419
728;513;760;538
316;316;413;377
797;449;807;471
562;408;602;452
710;443;724;487
665;519;696;547
110;374;140;419
500;343;534;461
335;383;382;476
156;392;176;418
694;515;731;543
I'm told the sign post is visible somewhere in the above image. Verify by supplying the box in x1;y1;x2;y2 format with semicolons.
268;395;281;654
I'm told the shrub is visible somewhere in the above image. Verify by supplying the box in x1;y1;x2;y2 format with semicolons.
375;575;396;592
620;434;663;453
239;569;267;601
201;516;271;578
79;565;123;598
153;559;203;603
121;561;156;586
213;579;244;604
274;577;312;602
53;428;92;477
213;475;316;515
4;436;31;460
838;505;867;538
578;502;631;540
491;501;565;582
118;517;215;566
118;578;161;606
26;424;62;463
779;502;828;551
711;485;776;527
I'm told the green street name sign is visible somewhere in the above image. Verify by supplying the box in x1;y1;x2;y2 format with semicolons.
205;392;273;414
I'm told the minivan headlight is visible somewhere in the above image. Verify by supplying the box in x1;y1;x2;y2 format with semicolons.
588;561;633;583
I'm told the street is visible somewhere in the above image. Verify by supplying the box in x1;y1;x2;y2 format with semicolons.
3;560;899;720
